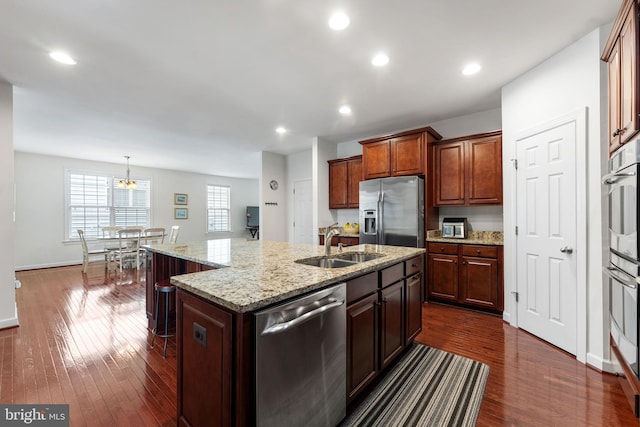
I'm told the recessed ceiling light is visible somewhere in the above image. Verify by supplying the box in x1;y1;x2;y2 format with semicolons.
328;12;350;31
339;105;352;115
371;53;389;67
275;126;287;134
49;51;77;65
462;63;481;76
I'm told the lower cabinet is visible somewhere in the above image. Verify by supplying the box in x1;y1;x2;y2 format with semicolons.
177;289;233;427
427;243;503;312
346;292;379;401
346;255;424;402
319;234;360;246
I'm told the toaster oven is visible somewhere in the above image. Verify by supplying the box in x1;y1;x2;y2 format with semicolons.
442;217;467;239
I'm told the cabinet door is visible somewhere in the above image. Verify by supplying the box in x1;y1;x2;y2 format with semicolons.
460;256;499;310
362;140;391;179
405;273;422;343
433;142;465;205
347;293;379;401
609;41;622;153
329;160;348;208
391;133;423;176
428;253;459;301
177;290;233;427
380;281;405;369
619;5;639;146
466;135;503;204
339;236;360;247
347;157;362;208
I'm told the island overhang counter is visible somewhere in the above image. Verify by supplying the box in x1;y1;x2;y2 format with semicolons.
143;238;425;427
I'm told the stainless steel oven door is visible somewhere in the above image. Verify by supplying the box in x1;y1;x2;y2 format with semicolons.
605;264;639;377
603;163;638;263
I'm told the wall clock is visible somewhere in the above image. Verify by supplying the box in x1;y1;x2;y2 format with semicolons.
269;180;278;190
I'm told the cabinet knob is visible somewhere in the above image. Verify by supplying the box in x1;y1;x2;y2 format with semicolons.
476;250;481;254
613;128;622;137
440;247;445;252
462;261;467;265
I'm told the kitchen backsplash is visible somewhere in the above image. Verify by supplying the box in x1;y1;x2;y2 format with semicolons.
336;209;359;226
438;206;503;232
335;206;504;232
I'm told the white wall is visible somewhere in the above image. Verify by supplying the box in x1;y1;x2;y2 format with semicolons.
501;27;608;369
260;151;287;242
14;151;258;269
0;82;17;328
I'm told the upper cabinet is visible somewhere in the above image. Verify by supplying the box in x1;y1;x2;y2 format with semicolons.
433;131;503;206
359;126;442;180
329;155;362;209
602;0;640;154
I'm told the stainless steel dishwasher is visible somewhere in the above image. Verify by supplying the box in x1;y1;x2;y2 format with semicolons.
255;282;346;427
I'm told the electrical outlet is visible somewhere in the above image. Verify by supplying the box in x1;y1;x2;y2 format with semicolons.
193;322;207;348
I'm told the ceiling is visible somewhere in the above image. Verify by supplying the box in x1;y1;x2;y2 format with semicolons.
0;0;618;179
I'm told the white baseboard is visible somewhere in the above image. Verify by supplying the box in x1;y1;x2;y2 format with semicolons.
15;260;81;271
0;302;19;330
587;352;618;373
502;310;511;324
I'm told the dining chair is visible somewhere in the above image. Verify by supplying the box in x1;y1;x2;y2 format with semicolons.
169;225;180;244
78;229;111;273
101;226;123;251
143;227;166;245
113;228;142;272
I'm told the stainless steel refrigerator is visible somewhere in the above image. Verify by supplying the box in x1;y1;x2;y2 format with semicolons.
359;176;424;248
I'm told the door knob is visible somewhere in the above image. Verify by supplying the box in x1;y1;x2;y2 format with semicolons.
560;246;573;254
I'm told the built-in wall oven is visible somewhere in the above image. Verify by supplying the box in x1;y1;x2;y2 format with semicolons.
603;140;640;379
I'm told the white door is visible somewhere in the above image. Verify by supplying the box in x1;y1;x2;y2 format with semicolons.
293;180;313;244
515;120;578;355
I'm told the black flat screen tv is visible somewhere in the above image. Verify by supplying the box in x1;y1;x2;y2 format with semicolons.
246;206;259;228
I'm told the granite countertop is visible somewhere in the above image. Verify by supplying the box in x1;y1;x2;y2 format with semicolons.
426;230;504;245
144;239;424;313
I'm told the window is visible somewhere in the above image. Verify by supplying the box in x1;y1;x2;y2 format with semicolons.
207;184;231;232
67;171;151;240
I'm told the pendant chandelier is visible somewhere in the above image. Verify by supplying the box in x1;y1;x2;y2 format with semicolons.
117;155;137;189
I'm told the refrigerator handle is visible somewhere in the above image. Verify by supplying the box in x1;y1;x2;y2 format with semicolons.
378;191;384;244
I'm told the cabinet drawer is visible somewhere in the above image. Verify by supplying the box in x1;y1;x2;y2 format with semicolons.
381;262;404;288
347;272;378;305
427;242;459;255
405;255;423;277
461;245;498;258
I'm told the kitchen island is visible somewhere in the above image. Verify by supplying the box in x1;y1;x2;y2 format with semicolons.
144;238;425;427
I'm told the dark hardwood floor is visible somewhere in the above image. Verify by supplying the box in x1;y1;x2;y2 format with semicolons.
2;262;639;426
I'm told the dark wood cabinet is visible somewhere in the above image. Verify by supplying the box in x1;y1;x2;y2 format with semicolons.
319;234;359;246
145;251;215;329
329;155;362;209
428;252;459;301
346;292;379;401
427;243;503;313
405;273;422;342
177;289;233;427
380;280;404;369
345;255;424;403
433;131;503;206
360;126;442;180
603;0;640;154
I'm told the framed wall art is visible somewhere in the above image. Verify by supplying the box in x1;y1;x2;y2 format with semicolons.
174;193;188;205
174;208;188;220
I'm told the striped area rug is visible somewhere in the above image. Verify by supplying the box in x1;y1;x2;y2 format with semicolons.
342;343;489;427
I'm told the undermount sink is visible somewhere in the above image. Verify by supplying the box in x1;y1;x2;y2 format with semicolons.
295;252;385;268
333;252;385;263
